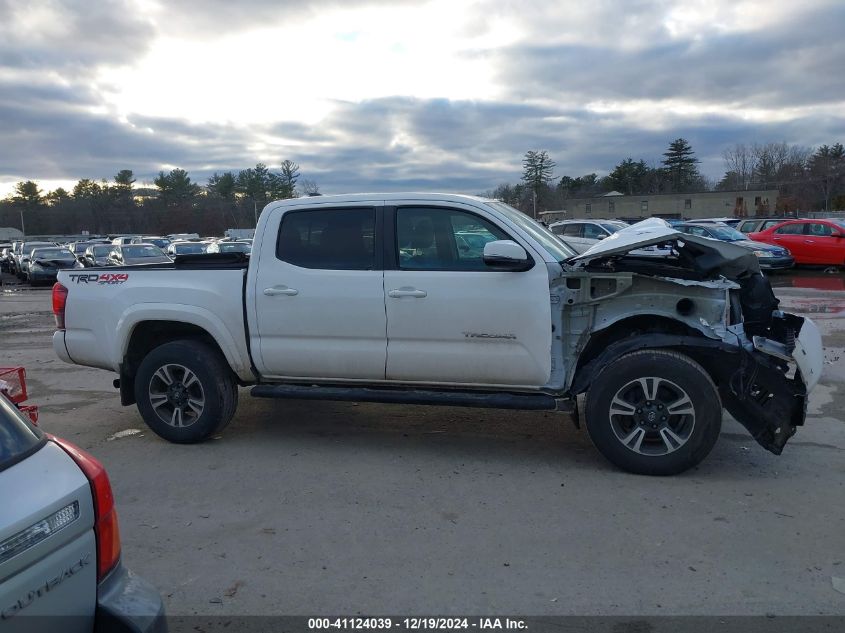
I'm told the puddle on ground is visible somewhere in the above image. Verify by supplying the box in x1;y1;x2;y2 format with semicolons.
776;298;845;319
769;269;845;291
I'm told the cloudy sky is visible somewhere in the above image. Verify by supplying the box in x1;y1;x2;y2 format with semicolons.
1;0;844;197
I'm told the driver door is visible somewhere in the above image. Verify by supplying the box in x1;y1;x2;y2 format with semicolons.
383;202;552;387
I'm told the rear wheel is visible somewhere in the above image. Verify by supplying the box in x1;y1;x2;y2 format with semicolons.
134;339;238;443
584;350;721;475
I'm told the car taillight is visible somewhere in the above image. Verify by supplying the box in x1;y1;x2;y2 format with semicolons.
50;436;121;581
52;282;68;330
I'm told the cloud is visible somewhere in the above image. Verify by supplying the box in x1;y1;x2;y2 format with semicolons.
0;0;154;74
494;3;845;110
1;0;844;198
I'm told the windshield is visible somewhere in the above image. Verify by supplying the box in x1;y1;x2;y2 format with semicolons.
32;248;74;259
218;242;251;253
23;243;53;254
174;243;206;254
601;222;628;234
708;226;748;241
72;243;91;254
92;245;111;256
487;201;576;260
123;245;166;258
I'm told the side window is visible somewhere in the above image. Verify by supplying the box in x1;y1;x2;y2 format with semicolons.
582;223;606;240
276;208;375;270
396;207;510;271
562;223;582;237
689;226;709;237
807;223;833;237
775;223;804;235
739;221;756;232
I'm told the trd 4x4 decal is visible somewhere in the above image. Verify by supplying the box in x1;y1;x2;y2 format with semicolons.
67;273;129;285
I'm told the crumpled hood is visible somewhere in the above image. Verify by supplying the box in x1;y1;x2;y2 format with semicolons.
571;218;762;281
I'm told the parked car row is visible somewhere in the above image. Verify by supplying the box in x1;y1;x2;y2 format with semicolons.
2;235;253;285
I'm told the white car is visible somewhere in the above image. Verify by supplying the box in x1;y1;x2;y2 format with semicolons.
51;194;822;475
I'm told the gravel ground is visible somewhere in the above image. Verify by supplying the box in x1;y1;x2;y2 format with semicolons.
2;271;844;618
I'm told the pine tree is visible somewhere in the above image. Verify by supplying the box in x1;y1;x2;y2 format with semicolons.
661;138;700;192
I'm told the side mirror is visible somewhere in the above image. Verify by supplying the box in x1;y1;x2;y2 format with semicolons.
482;240;532;271
596;234;607;240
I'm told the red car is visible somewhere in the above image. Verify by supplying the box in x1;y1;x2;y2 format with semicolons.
748;218;845;265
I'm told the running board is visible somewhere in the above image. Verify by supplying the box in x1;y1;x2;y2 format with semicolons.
251;384;567;411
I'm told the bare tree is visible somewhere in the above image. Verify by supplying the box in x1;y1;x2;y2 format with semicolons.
721;144;754;190
298;178;320;196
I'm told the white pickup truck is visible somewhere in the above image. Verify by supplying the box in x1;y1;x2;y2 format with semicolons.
52;194;823;475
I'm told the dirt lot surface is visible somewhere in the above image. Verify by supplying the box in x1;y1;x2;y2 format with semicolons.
2;271;844;617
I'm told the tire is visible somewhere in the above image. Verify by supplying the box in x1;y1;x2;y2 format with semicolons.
134;339;238;443
584;349;721;476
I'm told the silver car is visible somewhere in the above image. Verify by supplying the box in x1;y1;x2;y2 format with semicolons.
548;219;630;254
0;370;165;632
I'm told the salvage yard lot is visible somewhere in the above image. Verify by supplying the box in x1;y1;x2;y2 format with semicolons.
2;272;845;616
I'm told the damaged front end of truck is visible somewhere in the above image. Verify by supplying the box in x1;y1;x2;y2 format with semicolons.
560;219;823;455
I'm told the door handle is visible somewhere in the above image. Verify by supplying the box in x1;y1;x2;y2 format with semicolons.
388;287;427;298
804;240;815;244
264;285;298;296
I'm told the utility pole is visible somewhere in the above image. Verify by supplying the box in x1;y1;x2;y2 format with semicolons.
19;208;25;238
253;199;258;227
532;189;537;219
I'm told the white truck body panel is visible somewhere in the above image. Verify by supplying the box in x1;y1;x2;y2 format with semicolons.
382;198;551;387
57;268;253;381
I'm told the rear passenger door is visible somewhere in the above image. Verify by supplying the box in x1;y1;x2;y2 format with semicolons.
252;203;387;380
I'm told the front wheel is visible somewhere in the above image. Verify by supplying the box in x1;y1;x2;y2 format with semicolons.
584;350;721;475
134;339;238;443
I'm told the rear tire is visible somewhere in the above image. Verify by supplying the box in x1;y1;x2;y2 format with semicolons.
134;339;238;443
584;349;721;476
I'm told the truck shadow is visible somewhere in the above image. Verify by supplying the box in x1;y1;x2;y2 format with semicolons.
219;394;786;478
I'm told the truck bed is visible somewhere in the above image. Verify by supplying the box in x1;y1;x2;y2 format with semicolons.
55;255;254;381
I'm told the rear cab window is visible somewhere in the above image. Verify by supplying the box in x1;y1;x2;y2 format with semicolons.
277;208;376;270
0;395;45;473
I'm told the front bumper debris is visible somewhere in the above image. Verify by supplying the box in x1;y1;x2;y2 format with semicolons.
722;313;822;454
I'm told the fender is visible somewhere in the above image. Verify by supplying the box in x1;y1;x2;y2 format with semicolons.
116;304;254;381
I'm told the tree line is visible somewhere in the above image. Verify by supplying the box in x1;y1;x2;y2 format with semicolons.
491;138;845;217
0;160;317;236
3;137;844;235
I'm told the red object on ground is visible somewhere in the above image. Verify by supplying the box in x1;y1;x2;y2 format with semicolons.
0;367;28;403
0;366;39;424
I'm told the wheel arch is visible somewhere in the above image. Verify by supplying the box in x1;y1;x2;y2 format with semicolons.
569;314;725;396
119;319;243;406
